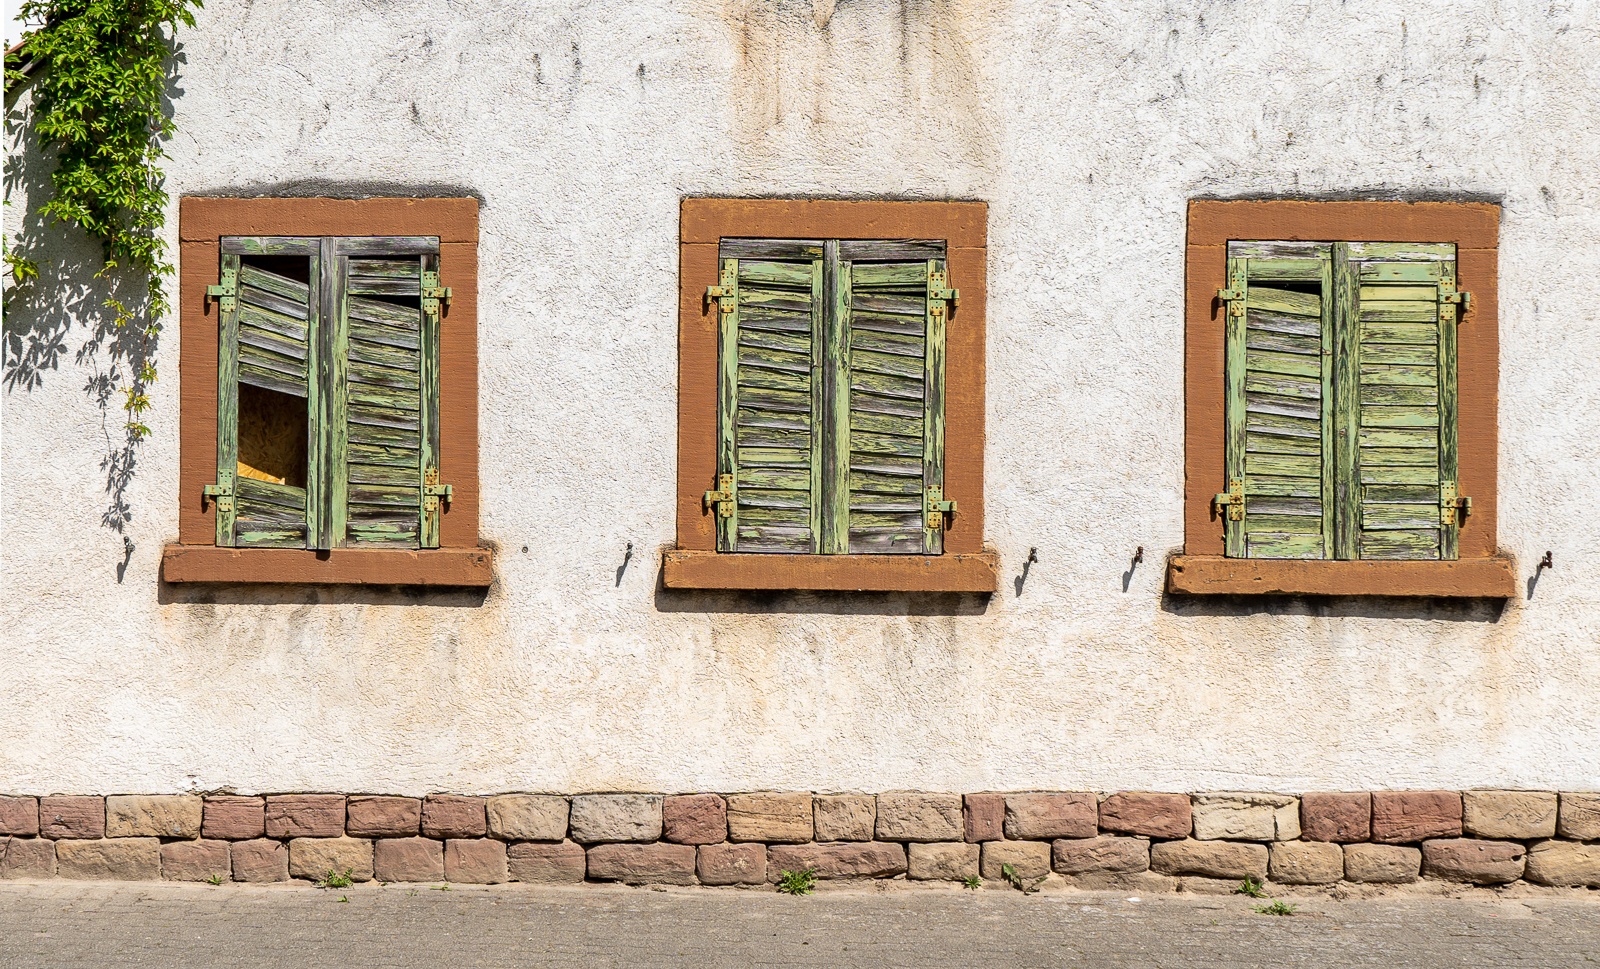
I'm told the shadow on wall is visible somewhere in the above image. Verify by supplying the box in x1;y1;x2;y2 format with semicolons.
156;581;490;609
1160;591;1505;624
651;561;989;617
3;58;188;555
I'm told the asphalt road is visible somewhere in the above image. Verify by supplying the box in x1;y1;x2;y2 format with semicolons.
0;881;1595;969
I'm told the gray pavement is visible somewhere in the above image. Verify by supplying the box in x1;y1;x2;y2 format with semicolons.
0;881;1596;969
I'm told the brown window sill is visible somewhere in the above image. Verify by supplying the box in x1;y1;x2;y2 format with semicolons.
663;550;999;592
161;545;494;587
1165;555;1517;598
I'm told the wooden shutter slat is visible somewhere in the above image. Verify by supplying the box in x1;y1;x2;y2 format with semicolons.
239;285;310;321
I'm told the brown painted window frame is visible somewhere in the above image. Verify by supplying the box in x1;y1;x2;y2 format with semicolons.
664;199;997;592
1168;200;1515;597
161;197;491;587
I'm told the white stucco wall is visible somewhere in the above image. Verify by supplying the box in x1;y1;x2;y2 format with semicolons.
4;0;1598;797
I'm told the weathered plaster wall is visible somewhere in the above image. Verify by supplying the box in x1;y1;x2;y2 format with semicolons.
4;0;1598;796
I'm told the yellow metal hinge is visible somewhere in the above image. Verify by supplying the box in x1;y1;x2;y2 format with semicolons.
925;487;957;530
206;266;238;314
1440;481;1471;526
705;264;737;317
422;270;452;325
202;469;235;514
423;467;453;513
704;474;735;518
1213;478;1244;521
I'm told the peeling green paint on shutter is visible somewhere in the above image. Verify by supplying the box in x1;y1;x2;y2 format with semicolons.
717;246;825;553
339;243;434;549
216;242;318;549
715;238;949;556
1350;242;1460;560
1222;243;1336;559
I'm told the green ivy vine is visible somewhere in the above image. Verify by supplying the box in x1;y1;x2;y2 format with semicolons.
5;0;202;437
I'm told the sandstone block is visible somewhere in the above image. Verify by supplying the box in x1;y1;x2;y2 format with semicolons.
569;794;663;843
1371;791;1461;843
40;796;104;839
1191;793;1298;841
203;796;265;840
346;796;420;838
1556;793;1600;840
508;841;586;883
766;842;907;880
289;837;374;882
485;795;568;842
1003;793;1097;841
1421;838;1525;884
372;837;443;882
587;842;696;885
876;793;962;842
1;837;55;878
106;795;203;839
814;795;875;842
445;839;508;884
1052;836;1150;875
727;793;812;844
1344;843;1420;883
1149;840;1267;880
265;795;345;839
1300;792;1371;843
697;843;767;885
1268;841;1343;885
1462;791;1557;839
57;838;160;880
161;840;230;882
1524;840;1600;888
908;842;979;881
963;793;1004;843
663;794;726;845
0;797;38;836
231;839;289;882
422;795;487;839
1099;793;1191;839
980;840;1051;882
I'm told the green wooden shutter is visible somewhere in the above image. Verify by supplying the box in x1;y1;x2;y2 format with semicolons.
216;238;321;548
840;242;947;555
1346;243;1461;560
1222;243;1336;559
337;238;441;549
716;241;826;553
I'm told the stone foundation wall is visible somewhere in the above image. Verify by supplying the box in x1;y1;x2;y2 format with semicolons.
2;791;1596;890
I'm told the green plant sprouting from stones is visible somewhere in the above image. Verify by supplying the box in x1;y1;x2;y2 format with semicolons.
961;875;981;890
1234;876;1268;899
776;868;816;896
1254;900;1297;916
5;0;202;439
1000;863;1044;894
316;867;354;889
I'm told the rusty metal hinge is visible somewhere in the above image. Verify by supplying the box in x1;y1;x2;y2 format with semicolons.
206;266;238;314
925;486;957;530
705;263;737;317
929;269;959;318
422;270;452;325
704;473;735;518
203;469;235;514
423;467;453;513
1217;269;1245;318
1440;481;1471;526
1213;478;1244;521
